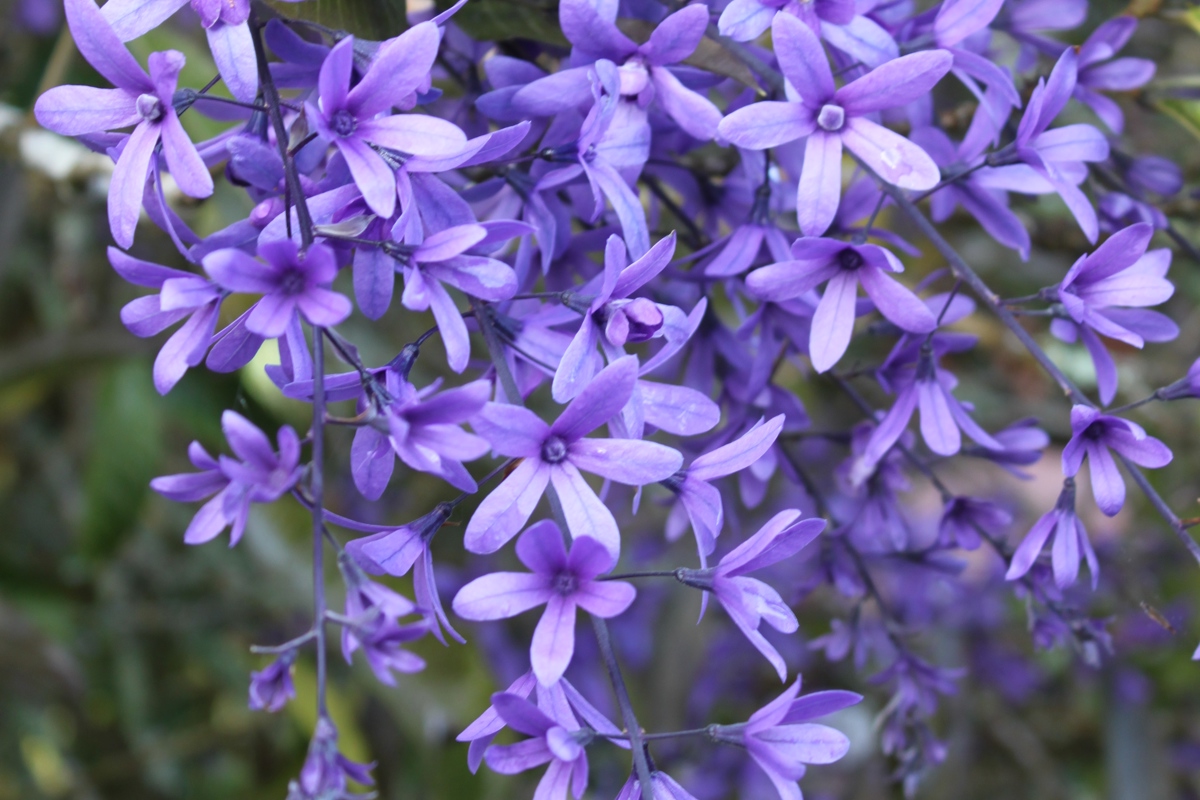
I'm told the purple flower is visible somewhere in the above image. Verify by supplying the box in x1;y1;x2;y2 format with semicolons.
150;411;301;546
1061;405;1172;517
33;0;213;247
709;677;853;800
1161;358;1200;401
107;247;224;394
204;240;352;338
466;356;682;557
553;232;677;401
615;769;700;800
1006;477;1098;588
249;650;297;712
482;691;591;799
1051;222;1177;405
453;521;635;685
938;497;1012;551
308;28;467;218
338;553;430;685
718;0;855;42
746;238;936;372
664;415;785;564
1074;16;1156;134
291;717;375;800
678;510;824;680
101;0;260;102
717;15;951;236
349;376;491;498
994;48;1110;242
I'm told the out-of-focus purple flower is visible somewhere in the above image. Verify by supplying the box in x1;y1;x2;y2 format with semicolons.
33;0;213;248
989;48;1109;242
718;15;951;236
289;717;375;800
338;552;430;685
615;769;700;800
249;650;297;712
107;247;224;394
308;29;467;218
1074;16;1156;134
1050;222;1177;404
963;417;1049;477
553;233;678;400
663;415;785;564
1006;477;1097;588
454;521;635;685
467;356;682;557
718;0;854;42
709;677;854;800
204;240;351;338
1061;405;1172;517
151;411;301;546
747;238;936;372
678;510;825;680
997;0;1088;72
482;691;591;799
1161;358;1200;401
938;496;1013;551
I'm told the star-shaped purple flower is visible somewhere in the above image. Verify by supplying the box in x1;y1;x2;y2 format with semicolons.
1061;405;1172;517
467;356;682;557
454;521;635;685
481;691;591;799
717;14;952;236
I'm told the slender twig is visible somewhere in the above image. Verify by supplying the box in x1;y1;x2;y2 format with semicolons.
250;629;317;654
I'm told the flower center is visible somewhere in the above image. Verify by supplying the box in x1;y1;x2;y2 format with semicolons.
137;93;164;122
278;268;308;296
541;435;568;464
817;103;845;132
837;248;864;270
552;571;578;595
330;109;357;138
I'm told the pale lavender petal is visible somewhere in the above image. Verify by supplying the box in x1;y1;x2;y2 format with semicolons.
644;5;708;65
569;438;682;484
1087;441;1125;516
857;266;937;332
108;123;159;248
464;459;551;553
347;22;440;117
472;403;548;458
1006;510;1057;581
516;520;570;575
718;0;775;42
574;579;636;617
531;595;577;685
797;132;842;237
66;0;152;91
101;0;188;40
359;115;468;157
452;572;553;620
691;416;784;481
206;20;258;103
835;50;954;115
808;269;858;373
917;380;961;456
841;117;941;191
337;137;397;219
350;427;395;500
773;13;833;103
638;381;720;435
717;102;814;150
34;86;140;135
552;356;639;442
550;463;621;557
934;0;1004;46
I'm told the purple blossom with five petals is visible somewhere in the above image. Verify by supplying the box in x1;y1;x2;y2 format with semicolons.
708;677;854;800
678;510;825;680
481;692;591;800
308;28;468;218
338;552;429;685
466;356;682;557
150;411;302;546
746;238;936;373
203;240;352;338
453;521;636;685
1050;222;1177;404
249;650;297;712
717;15;952;236
1061;405;1172;517
33;0;213;248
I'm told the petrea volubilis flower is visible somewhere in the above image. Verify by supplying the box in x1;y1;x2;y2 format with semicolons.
33;0;213;248
249;650;298;712
482;691;592;799
453;521;636;685
1073;16;1156;134
467;356;682;556
746;238;937;372
678;510;825;680
717;15;952;236
718;0;854;42
290;717;375;800
1061;405;1172;517
204;240;351;338
708;677;854;800
1006;477;1098;588
151;411;301;546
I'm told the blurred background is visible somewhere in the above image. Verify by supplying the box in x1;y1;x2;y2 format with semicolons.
3;0;1200;798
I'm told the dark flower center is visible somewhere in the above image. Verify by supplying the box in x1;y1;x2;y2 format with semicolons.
278;268;308;296
837;248;864;270
330;109;357;138
137;93;164;122
541;435;568;464
552;571;578;595
817;103;845;132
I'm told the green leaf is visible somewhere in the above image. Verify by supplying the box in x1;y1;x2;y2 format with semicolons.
444;0;567;46
80;361;163;559
265;0;409;40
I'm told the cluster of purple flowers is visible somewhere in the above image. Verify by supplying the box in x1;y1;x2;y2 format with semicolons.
32;0;1200;795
